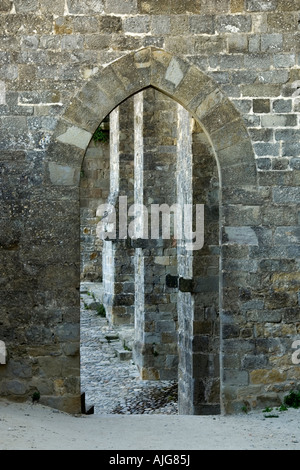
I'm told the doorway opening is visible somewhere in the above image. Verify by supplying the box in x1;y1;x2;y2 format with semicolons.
79;87;220;415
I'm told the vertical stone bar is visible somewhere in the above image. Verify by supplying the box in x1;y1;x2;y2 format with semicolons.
133;92;145;373
134;92;144;208
113;98;135;326
102;108;119;324
134;247;144;347
176;104;194;414
110;108;120;196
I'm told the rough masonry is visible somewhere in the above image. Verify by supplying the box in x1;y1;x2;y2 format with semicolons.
0;0;300;415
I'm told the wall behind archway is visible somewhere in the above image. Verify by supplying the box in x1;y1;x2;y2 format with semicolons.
2;43;298;415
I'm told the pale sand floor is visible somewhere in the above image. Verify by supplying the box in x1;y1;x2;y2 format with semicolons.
0;398;300;450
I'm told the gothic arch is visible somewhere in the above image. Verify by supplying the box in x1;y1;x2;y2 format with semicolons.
47;47;258;414
50;46;257;190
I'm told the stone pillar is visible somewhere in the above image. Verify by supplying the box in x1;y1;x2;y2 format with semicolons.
102;107;119;324
102;98;136;327
177;104;194;413
134;89;178;380
176;106;221;414
133;92;145;370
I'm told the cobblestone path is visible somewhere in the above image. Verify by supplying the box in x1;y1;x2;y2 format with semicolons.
80;284;178;415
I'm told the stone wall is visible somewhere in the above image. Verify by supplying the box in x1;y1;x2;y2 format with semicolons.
0;0;300;414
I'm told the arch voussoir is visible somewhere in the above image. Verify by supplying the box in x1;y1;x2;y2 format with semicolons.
52;47;257;190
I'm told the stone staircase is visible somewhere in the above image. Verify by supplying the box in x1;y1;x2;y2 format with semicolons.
81;282;135;361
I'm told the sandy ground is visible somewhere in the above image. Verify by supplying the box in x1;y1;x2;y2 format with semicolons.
0;398;300;450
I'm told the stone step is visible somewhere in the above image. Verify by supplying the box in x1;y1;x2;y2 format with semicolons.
115;348;132;361
117;327;134;351
105;333;120;342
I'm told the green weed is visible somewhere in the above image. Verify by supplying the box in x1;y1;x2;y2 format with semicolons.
283;390;300;409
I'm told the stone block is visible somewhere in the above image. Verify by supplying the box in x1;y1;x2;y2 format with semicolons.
14;0;39;13
275;129;300;141
261;33;283;52
198;96;241;135
164;57;185;88
151;50;184;95
2;379;28;396
41;395;81;414
256;393;282;408
115;348;132;361
178;278;193;292
210;119;249;151
246;0;277;11
216;14;252;33
253;98;270;113
55;122;92;151
63;97;100;133
282;142;300;157
174;65;214;110
200;0;230;13
274;53;295;68
123;15;150;34
231;0;245;12
109;51;151;97
105;0;137;14
222;162;257;186
223;369;249;386
99;15;122;32
67;0;104;14
224;205;262;225
209;54;244;70
273;98;292;113
250;368;287;384
73;16;99;34
241;84;281;97
151;15;171;35
228;34;248;52
189;15;215;34
78;80;115;121
216;139;255;170
61;35;84;50
155;320;175;333
261;114;297;127
267;12;297;32
274;226;300;245
273;187;300;203
154;256;170;265
40;0;65;14
254;142;280;157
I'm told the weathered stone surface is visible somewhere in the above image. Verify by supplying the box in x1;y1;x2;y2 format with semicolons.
1;2;300;416
224;227;259;245
56;125;92;150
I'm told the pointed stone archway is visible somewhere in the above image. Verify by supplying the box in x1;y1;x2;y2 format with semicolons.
51;47;256;189
46;47;257;414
